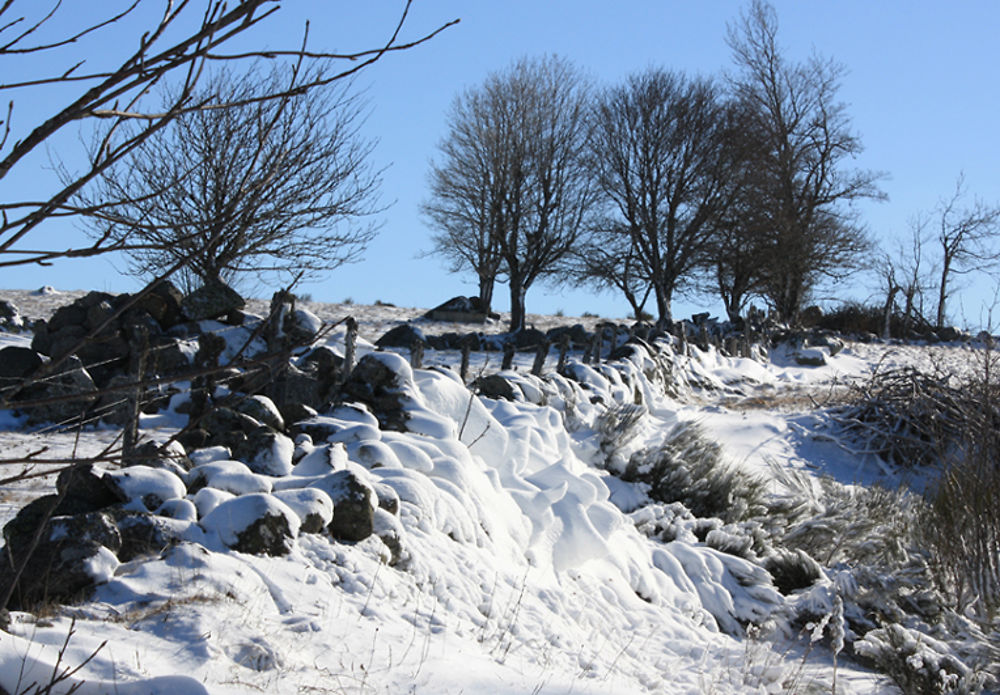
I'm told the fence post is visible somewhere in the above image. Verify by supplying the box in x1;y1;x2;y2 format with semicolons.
410;339;424;369
587;331;602;364
501;340;515;371
557;333;571;373
123;328;148;464
460;336;473;383
531;338;550;376
342;317;358;383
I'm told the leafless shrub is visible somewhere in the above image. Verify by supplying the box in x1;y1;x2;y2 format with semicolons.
831;365;974;468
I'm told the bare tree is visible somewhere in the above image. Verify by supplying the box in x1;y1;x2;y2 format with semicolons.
424;55;593;331
565;224;652;322
77;63;381;290
586;69;735;326
710;204;772;323
421;89;506;314
0;0;456;271
932;174;1000;328
727;0;884;323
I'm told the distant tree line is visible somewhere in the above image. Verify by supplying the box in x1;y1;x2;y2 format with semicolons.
425;1;1000;333
423;1;886;331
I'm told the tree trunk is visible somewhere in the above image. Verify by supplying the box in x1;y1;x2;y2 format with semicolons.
724;291;743;324
478;275;494;315
937;258;951;329
881;287;898;339
508;276;527;332
654;283;673;328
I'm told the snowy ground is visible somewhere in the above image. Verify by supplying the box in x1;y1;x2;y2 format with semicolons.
0;287;986;694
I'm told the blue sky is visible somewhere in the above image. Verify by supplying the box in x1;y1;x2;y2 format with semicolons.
6;1;1000;326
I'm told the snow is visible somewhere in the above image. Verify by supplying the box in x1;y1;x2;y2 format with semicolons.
1;289;988;693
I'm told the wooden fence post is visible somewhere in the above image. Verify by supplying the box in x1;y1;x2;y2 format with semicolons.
531;338;550;376
557;333;571;373
342;317;358;383
501;340;515;371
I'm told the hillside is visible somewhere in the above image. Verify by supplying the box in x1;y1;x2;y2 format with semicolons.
0;288;995;694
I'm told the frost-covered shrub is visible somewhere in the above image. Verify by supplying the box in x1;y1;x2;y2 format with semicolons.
763;548;823;595
622;423;765;523
923;431;1000;617
855;624;986;695
780;481;921;569
596;402;646;464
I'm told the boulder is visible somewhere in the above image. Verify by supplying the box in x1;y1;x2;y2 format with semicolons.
309;469;377;542
284;308;324;346
793;348;827;367
422;296;489;323
0;346;42;388
546;323;591;347
17;355;98;424
181;281;244;321
373;508;407;567
271;488;334;534
135;281;185;328
200;406;263;445
375;324;428;349
511;327;547;351
200;494;299;556
124;440;193;472
264;364;324;412
0;510;121;609
233;395;285;431
103;465;188;512
338;353;411;432
56;464;120;510
233;427;295;477
186;460;272;496
0;299;23;329
472;373;518;401
111;510;190;561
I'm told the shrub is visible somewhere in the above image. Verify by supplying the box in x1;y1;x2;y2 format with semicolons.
855;624;986;695
622;423;766;523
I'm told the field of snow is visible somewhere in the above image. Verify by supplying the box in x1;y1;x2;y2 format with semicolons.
0;287;989;694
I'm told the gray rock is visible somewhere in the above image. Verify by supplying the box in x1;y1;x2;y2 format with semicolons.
309;470;376;542
284;308;324;346
0;346;42;386
234;395;285;431
56;464;119;510
0;299;23;329
375;324;427;349
234;427;295;477
793;348;827;367
135;281;184;328
17;355;98;425
338;354;410;432
512;327;547;351
472;374;518;401
264;364;323;412
111;510;188;562
0;510;121;609
422;296;489;323
181;281;245;321
200;494;297;556
271;488;333;534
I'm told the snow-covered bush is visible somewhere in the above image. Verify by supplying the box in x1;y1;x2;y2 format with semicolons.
620;423;766;523
855;624;987;695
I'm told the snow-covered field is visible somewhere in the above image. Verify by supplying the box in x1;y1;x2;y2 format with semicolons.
0;287;989;694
